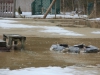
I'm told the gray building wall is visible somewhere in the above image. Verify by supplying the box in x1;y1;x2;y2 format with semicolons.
16;0;34;12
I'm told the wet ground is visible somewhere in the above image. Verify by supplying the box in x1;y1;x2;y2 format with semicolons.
0;37;100;70
0;18;100;72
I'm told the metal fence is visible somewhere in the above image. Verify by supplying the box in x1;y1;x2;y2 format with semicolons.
31;0;60;15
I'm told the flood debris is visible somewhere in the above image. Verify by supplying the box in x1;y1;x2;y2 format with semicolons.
50;43;100;53
50;44;68;52
84;45;99;53
68;44;85;53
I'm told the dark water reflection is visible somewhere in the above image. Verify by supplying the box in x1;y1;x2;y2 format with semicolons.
0;37;100;70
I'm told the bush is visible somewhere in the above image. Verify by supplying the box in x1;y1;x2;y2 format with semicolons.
18;6;22;14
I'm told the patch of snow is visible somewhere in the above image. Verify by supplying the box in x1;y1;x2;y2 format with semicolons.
89;18;100;21
0;66;99;75
3;18;23;20
15;12;87;19
41;26;84;36
92;31;100;34
0;19;84;36
0;19;17;23
0;20;36;29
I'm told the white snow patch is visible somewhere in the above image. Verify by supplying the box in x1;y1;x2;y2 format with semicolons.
89;18;100;21
0;66;99;75
92;31;100;34
0;19;84;36
0;20;36;29
15;12;87;19
41;26;84;36
0;19;17;23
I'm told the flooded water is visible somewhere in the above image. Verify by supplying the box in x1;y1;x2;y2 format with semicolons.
0;37;100;70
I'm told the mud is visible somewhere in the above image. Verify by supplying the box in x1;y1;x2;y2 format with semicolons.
0;18;100;70
0;37;100;70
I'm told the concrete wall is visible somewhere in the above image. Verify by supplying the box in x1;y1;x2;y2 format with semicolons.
16;0;34;12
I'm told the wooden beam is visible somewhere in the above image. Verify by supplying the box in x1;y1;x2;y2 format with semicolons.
43;0;56;19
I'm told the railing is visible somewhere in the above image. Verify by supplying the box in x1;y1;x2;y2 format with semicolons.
0;2;15;17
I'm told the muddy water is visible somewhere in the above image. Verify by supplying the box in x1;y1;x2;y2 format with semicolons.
0;37;100;70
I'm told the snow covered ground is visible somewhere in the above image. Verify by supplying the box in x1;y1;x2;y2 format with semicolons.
16;12;88;19
0;66;99;75
16;12;100;20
